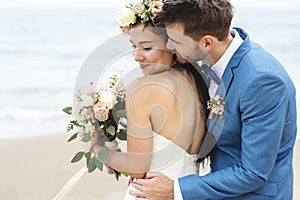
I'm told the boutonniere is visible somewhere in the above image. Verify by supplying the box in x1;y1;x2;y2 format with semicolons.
207;95;225;119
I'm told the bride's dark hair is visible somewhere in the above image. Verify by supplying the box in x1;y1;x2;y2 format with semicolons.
187;63;209;118
172;59;210;163
188;63;210;163
172;60;209;118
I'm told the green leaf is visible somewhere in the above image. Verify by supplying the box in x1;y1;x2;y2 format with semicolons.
149;16;156;26
67;132;78;142
141;10;146;18
143;14;149;23
88;157;97;173
82;133;91;143
62;107;72;115
95;158;104;171
85;152;91;167
106;125;116;136
67;120;81;132
116;109;126;118
85;152;91;159
66;124;73;132
70;120;80;127
114;170;121;181
98;147;108;162
71;151;85;163
117;129;127;141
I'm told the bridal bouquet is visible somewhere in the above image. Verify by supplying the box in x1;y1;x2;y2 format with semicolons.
63;73;127;180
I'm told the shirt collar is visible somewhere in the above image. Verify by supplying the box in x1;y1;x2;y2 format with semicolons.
211;29;244;79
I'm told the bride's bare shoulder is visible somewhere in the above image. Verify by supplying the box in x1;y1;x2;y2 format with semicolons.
126;73;182;100
127;72;178;92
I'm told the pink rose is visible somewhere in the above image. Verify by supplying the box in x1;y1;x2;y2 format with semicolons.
93;102;109;122
149;1;164;16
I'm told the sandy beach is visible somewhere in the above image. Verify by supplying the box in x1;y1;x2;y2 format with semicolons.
0;134;128;200
0;134;299;200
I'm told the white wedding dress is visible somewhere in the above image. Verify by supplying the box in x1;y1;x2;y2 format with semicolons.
124;132;199;200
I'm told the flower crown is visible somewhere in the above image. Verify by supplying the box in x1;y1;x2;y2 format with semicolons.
116;0;165;32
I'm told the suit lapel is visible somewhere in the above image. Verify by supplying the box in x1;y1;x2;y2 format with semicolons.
201;81;226;158
219;27;252;95
199;28;252;158
207;28;252;134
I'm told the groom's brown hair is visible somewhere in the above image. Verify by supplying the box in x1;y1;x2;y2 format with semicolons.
157;0;234;41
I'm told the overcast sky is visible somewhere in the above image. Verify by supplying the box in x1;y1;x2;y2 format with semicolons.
1;0;299;10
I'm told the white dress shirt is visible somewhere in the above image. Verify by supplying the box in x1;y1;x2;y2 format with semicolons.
173;29;243;200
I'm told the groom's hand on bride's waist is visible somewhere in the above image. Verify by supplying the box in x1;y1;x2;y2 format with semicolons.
130;172;174;200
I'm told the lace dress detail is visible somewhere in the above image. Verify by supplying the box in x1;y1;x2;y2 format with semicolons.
124;132;199;200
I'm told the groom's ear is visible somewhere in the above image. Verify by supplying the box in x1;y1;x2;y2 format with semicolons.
198;35;215;51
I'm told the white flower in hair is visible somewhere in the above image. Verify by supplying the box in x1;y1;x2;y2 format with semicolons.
117;0;165;32
116;7;137;27
132;1;146;16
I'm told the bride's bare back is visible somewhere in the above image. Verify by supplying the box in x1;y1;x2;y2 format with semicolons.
126;68;206;155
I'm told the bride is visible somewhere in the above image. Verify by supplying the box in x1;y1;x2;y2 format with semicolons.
98;1;209;199
52;1;209;200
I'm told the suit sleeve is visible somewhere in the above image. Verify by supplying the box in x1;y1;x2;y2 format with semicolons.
178;73;289;199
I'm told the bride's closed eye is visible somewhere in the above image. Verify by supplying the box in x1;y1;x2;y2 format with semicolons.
131;45;152;51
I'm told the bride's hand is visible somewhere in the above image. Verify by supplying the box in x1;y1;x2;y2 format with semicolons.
130;172;174;200
92;136;118;155
91;140;103;156
92;138;119;175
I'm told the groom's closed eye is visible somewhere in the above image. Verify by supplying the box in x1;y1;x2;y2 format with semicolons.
142;47;152;51
168;36;181;45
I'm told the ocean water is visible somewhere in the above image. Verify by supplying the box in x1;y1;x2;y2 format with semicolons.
0;7;299;139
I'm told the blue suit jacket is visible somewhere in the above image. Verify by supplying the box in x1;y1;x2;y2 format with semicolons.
179;28;297;199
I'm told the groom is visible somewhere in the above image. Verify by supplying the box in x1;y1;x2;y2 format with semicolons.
130;0;297;199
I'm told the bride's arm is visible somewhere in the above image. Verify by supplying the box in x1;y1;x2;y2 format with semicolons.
104;81;154;179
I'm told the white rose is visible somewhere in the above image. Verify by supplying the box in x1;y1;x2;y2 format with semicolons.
132;1;145;16
99;91;117;109
116;7;136;27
